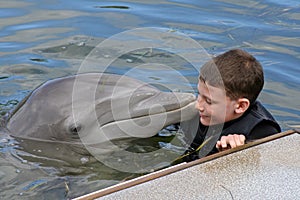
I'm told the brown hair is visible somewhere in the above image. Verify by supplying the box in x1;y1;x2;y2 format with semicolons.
199;49;264;103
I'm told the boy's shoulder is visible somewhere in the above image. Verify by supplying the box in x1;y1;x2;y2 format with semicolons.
222;101;281;137
249;101;275;120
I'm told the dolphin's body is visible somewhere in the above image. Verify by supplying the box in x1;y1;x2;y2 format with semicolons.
6;73;197;155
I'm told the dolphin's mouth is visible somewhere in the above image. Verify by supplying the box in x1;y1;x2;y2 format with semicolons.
113;100;197;126
97;92;197;128
110;100;197;133
81;100;197;145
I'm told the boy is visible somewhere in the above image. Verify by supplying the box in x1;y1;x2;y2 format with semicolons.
184;49;281;161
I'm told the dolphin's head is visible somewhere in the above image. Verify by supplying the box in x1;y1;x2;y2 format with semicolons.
6;73;198;147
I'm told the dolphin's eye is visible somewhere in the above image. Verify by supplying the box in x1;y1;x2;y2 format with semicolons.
69;124;82;135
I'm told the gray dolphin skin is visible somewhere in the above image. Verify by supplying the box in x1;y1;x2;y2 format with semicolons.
6;73;197;150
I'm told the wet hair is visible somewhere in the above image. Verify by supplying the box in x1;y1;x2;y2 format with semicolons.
199;49;264;103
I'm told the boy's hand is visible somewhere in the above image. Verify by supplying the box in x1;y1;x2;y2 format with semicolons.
216;134;246;151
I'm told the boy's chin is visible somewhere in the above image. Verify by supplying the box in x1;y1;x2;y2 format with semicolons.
200;117;210;126
200;117;223;126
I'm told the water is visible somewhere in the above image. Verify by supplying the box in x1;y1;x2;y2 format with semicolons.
0;0;299;199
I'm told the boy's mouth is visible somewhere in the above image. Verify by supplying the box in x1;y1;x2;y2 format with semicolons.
199;111;208;117
199;113;210;119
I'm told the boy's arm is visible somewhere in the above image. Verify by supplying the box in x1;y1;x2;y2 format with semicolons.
247;121;280;140
216;121;279;151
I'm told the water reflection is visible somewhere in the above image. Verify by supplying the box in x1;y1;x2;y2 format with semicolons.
0;0;299;198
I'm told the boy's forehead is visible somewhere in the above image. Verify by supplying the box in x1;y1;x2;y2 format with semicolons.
198;80;226;98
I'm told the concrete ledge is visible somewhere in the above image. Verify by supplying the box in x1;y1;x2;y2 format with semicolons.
74;130;299;200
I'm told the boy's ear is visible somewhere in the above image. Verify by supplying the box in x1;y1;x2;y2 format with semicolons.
235;98;250;114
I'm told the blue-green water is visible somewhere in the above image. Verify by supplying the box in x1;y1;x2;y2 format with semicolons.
0;0;299;199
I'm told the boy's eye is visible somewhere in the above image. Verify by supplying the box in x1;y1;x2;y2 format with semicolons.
206;98;212;104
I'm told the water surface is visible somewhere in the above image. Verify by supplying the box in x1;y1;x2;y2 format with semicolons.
0;0;299;199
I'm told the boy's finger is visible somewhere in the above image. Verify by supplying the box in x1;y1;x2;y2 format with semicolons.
220;137;228;148
216;141;221;149
234;134;242;146
229;137;237;148
240;135;246;144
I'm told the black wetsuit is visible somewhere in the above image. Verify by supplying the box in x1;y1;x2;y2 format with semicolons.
183;101;281;162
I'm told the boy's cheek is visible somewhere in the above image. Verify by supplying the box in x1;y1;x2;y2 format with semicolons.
210;111;227;125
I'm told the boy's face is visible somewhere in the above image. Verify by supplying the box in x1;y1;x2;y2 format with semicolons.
196;80;238;126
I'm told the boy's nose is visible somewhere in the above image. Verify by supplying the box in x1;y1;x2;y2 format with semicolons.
196;96;204;112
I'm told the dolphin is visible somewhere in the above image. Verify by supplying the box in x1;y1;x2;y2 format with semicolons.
6;73;197;157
